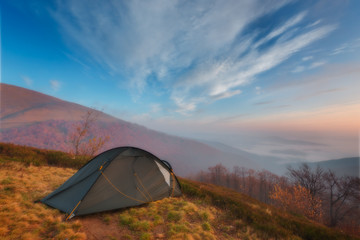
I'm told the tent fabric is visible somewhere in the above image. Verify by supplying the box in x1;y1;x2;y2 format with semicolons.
41;147;182;219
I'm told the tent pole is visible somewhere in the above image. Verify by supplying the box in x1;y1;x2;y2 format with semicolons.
66;200;81;221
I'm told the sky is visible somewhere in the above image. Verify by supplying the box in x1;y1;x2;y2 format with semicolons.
1;0;360;162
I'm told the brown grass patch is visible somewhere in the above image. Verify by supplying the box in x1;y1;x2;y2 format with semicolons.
0;161;85;239
0;160;259;240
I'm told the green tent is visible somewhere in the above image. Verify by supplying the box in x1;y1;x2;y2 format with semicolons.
41;147;182;220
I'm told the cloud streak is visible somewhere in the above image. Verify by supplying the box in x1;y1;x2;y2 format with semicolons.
50;80;61;91
52;0;336;114
22;75;33;86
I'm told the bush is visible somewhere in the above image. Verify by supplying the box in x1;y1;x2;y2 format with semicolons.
130;221;151;231
140;232;151;240
0;143;88;169
118;214;134;226
167;211;182;222
202;222;211;231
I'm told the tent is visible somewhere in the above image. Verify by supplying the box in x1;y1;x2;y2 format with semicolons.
41;147;182;220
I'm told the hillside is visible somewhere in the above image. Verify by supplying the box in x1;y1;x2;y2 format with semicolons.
0;161;228;240
0;83;117;128
0;143;358;240
306;157;359;177
0;83;258;176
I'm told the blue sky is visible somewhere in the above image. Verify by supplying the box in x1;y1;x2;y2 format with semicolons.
1;0;359;161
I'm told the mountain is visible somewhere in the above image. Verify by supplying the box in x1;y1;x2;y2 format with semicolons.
0;83;117;129
0;83;258;175
304;157;359;177
283;157;359;178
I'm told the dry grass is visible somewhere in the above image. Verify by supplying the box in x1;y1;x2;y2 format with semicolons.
180;178;359;240
1;144;357;240
0;161;85;239
80;192;264;239
0;160;263;240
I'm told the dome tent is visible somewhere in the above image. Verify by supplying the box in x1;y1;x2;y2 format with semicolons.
41;147;182;220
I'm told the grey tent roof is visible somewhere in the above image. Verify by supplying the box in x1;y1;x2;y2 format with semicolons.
41;147;182;219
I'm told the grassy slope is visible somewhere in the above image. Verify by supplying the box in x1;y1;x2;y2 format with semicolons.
0;161;256;240
180;178;359;240
0;143;358;240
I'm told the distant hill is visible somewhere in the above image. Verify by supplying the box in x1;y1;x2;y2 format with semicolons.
204;140;359;177
0;83;258;176
305;157;359;177
0;83;117;129
285;157;359;177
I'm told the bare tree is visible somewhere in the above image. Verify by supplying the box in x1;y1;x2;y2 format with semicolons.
323;170;360;227
246;169;256;198
287;163;325;198
208;164;228;186
69;109;110;158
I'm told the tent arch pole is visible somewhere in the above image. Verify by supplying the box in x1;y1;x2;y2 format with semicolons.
42;146;182;220
132;157;154;201
66;161;112;220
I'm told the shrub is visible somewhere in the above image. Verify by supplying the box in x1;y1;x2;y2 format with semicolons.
202;222;211;231
201;211;209;221
140;232;151;240
168;223;190;236
118;214;134;226
103;215;111;225
130;221;151;231
167;211;182;222
270;184;323;221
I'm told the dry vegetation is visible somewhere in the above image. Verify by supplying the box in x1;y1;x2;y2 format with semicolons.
0;143;358;240
82;196;258;240
0;161;85;239
194;163;360;235
0;152;257;239
0;157;261;239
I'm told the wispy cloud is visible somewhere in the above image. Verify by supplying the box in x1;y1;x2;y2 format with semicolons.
292;60;326;74
309;61;326;69
331;38;360;55
52;0;336;114
302;56;313;61
269;136;327;147
255;86;262;95
254;101;272;106
292;65;305;73
269;63;360;93
253;11;307;49
212;90;242;100
272;105;291;109
150;103;161;114
307;19;322;28
21;75;33;86
270;148;307;157
295;88;344;101
50;80;61;91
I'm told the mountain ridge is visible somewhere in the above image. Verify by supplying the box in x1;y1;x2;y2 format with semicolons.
1;83;356;177
300;157;359;177
0;83;118;129
0;83;258;176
